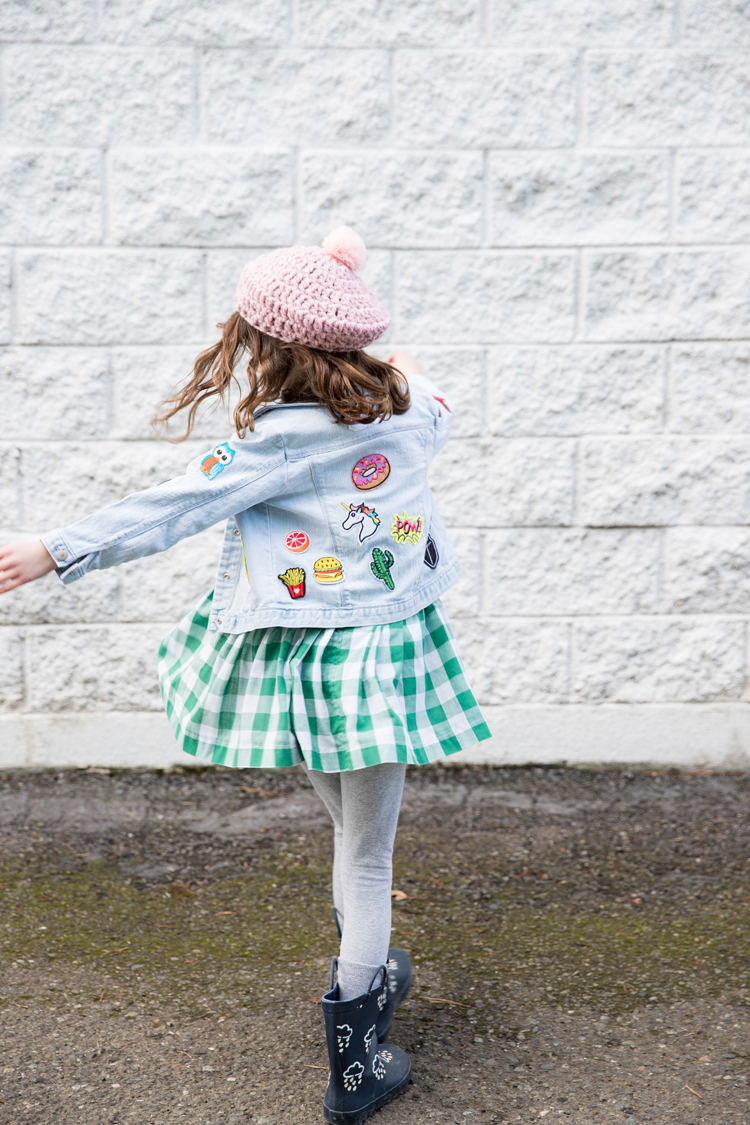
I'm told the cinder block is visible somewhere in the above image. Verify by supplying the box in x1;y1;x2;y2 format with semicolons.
573;619;746;703
670;344;750;433
203;50;390;145
358;252;393;345
490;151;669;246
0;628;25;710
0;547;119;625
432;438;575;526
301;150;484;248
437;529;482;619
0;347;109;440
296;0;481;46
683;0;750;45
0;150;102;244
110;149;294;247
581;437;750;526
409;348;486;439
482;529;660;615
207;250;263;330
0;447;21;529
0;0;95;42
18;251;204;345
119;526;224;623
22;440;205;528
491;0;672;44
583;250;750;342
111;346;230;441
489;345;664;436
587;51;750;146
2;47;195;145
394;51;577;147
664;527;750;614
452;617;569;705
28;624;167;711
100;0;289;45
430;440;483;526
676;151;750;243
396;251;576;343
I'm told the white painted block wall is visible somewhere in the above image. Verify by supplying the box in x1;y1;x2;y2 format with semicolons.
2;0;750;769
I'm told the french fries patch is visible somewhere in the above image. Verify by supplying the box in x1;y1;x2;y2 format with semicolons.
278;567;306;599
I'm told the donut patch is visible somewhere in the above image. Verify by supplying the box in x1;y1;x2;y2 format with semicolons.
390;512;424;545
351;453;390;491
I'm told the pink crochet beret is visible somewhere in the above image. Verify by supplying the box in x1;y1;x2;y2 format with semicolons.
234;227;390;352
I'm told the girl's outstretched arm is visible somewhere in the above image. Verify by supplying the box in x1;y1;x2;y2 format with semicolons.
0;541;57;595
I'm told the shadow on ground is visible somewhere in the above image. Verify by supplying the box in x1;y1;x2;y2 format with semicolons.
1;765;749;1124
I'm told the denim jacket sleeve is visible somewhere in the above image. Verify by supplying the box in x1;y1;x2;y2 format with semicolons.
41;430;288;584
407;374;453;456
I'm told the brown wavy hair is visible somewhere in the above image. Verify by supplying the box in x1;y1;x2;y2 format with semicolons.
153;313;410;440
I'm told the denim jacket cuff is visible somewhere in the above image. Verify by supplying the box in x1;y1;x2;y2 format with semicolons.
40;530;88;584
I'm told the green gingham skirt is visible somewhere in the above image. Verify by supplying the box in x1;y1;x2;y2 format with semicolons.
158;591;491;772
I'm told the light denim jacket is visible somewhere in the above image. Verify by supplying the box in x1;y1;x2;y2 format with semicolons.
42;376;461;633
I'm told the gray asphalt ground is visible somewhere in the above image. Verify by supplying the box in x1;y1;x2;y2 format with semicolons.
0;764;748;1125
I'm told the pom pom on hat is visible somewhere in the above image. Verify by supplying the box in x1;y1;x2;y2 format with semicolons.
321;226;366;271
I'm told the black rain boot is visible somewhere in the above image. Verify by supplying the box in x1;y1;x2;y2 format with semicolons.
322;960;411;1125
332;907;414;1042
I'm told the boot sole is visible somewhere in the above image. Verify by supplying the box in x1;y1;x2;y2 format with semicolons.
323;1064;411;1125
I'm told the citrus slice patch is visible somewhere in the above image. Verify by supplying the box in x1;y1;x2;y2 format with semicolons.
285;531;310;553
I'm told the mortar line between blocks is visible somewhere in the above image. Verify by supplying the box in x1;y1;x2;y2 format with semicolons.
195;47;205;144
667;148;678;243
576;49;588;148
100;147;110;246
574;248;585;341
480;0;491;45
568;620;577;705
673;0;685;44
294;148;303;244
663;346;672;433
8;246;17;345
482;149;491;248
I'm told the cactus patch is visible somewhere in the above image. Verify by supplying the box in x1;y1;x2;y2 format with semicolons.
390;512;424;545
370;547;395;590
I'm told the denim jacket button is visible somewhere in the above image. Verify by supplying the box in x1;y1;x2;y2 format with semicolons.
55;548;68;561
232;528;240;536
217;618;222;626
223;572;231;580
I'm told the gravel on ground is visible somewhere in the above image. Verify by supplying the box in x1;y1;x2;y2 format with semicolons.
1;764;748;1124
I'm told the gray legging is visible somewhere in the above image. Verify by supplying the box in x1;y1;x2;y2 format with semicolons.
304;763;406;1001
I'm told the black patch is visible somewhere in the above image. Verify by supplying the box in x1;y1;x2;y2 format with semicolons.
423;534;439;569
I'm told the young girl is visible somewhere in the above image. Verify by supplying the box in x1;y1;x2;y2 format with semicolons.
0;227;491;1124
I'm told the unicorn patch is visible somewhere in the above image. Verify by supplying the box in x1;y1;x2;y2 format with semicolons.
200;442;235;480
341;500;380;543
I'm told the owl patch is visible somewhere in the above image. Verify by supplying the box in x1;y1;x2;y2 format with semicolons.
200;442;235;480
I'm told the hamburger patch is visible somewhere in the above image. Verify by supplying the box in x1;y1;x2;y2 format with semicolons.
314;556;344;583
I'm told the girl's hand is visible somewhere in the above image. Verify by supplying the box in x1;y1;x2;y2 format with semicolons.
0;540;57;595
386;350;426;380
